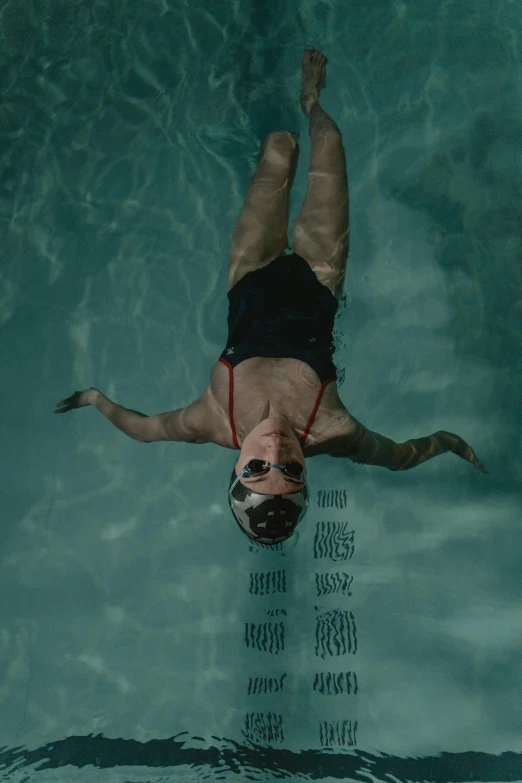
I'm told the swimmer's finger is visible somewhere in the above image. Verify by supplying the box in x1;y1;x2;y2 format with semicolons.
54;394;78;413
439;431;488;474
53;390;91;413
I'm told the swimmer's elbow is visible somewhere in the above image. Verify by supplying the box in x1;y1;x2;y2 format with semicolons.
139;409;207;443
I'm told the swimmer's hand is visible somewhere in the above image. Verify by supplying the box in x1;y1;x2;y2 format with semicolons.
437;430;488;473
54;387;99;414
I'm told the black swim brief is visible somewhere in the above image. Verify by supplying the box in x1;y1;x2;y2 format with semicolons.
220;251;339;383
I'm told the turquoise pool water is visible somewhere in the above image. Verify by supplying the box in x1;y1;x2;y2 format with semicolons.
1;0;521;780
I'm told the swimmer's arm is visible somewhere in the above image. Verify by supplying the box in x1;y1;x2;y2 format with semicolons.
55;388;210;443
91;391;164;442
93;390;212;443
331;418;487;473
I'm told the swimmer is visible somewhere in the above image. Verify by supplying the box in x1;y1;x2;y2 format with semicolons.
55;48;486;545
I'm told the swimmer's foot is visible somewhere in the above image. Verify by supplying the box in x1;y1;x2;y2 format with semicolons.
300;47;328;117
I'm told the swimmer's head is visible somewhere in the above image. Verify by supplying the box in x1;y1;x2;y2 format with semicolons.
228;416;309;544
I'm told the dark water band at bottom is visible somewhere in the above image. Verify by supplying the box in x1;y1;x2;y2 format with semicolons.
0;733;518;782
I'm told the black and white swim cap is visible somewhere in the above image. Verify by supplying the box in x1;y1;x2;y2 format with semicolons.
228;467;309;544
